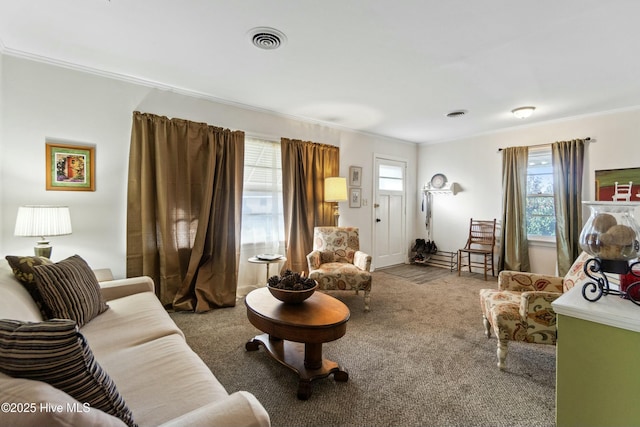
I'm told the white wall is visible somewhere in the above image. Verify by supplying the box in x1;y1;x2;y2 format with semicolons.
338;131;418;268
1;57;148;276
0;51;4;256
0;55;418;278
4;54;639;278
418;109;640;275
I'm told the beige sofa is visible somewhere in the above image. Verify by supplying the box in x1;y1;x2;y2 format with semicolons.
0;257;270;427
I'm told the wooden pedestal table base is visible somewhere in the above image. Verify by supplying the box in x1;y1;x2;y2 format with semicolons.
245;288;350;400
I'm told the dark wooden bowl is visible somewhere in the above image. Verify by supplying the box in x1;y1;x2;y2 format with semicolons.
267;282;318;304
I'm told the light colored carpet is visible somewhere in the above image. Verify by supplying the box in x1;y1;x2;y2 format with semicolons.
170;266;555;427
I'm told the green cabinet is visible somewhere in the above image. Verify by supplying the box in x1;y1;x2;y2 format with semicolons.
554;286;640;427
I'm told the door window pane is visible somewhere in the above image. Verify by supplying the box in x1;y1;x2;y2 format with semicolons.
378;164;403;191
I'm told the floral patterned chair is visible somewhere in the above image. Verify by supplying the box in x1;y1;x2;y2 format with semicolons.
307;227;372;311
479;251;591;369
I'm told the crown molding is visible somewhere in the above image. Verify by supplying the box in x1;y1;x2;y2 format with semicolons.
1;46;417;146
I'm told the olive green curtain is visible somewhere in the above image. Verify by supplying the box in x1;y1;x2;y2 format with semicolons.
281;138;339;274
552;139;585;276
127;111;244;311
499;146;530;272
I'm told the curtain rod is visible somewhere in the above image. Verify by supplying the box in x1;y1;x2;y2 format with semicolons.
497;137;591;152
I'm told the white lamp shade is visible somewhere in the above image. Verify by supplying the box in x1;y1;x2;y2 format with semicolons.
14;205;72;237
324;177;348;202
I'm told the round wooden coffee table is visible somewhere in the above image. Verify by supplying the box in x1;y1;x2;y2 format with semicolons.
245;287;350;400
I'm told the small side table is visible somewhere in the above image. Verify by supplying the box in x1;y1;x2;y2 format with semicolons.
248;255;286;284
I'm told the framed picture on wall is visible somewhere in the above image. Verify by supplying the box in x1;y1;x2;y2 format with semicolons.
349;187;361;208
349;166;362;187
46;142;96;191
595;167;640;202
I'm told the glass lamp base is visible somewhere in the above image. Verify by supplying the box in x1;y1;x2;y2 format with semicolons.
34;241;52;259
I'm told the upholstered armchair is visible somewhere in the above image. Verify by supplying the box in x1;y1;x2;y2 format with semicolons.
479;251;590;369
307;227;372;311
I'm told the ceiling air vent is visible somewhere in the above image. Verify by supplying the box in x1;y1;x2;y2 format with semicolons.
248;27;287;50
446;110;467;118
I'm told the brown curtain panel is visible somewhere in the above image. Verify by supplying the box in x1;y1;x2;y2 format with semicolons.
127;111;244;312
552;139;585;276
499;146;530;272
281;138;339;273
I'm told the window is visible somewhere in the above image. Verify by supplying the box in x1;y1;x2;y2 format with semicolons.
378;164;404;191
526;148;555;238
241;137;285;249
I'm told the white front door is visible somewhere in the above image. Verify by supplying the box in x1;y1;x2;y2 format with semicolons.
373;157;406;268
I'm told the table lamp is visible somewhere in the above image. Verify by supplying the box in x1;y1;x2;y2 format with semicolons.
324;177;348;222
14;205;72;258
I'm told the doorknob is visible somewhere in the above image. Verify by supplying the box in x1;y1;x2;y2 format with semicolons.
376;218;381;222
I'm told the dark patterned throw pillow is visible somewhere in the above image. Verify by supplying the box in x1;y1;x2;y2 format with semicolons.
0;319;137;427
5;255;54;318
32;255;108;328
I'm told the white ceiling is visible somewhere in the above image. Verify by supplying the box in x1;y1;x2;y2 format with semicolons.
2;0;640;144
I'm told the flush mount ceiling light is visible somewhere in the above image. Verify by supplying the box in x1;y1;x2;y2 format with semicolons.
247;27;287;50
446;110;467;118
511;106;536;119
